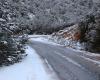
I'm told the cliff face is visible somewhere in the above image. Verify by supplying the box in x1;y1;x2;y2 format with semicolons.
0;0;100;34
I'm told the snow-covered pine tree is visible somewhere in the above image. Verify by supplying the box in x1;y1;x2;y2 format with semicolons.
0;9;27;67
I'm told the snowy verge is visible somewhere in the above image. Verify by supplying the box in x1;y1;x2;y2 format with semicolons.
28;35;49;38
0;46;57;80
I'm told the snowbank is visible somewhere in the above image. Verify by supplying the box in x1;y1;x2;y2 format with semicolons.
28;35;49;38
0;46;56;80
29;35;59;46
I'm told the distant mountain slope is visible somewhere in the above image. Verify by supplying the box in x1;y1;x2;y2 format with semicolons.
0;0;100;34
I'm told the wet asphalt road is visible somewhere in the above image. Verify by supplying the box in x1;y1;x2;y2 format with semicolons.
29;41;99;80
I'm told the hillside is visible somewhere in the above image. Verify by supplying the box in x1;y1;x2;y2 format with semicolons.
0;0;100;80
0;0;100;34
50;13;100;53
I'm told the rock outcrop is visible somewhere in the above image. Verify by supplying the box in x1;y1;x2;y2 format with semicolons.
52;24;81;41
51;24;84;50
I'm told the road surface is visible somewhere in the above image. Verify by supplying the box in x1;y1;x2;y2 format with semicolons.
29;41;99;80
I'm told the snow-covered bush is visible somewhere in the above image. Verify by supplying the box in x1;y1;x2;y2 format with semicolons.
79;13;100;52
0;8;27;67
0;32;27;66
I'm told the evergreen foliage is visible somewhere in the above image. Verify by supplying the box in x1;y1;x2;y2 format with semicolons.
79;13;100;52
0;0;100;34
0;32;27;66
0;7;27;66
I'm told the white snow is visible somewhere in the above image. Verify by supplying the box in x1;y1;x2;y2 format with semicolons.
29;35;60;46
0;18;6;21
0;46;57;80
28;35;48;38
28;13;35;20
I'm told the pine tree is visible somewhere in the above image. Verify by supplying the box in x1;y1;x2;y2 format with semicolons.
0;8;27;67
0;32;27;66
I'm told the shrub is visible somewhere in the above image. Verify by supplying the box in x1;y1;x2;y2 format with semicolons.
0;32;27;66
79;14;100;52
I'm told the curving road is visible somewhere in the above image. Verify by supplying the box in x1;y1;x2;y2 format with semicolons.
29;41;100;80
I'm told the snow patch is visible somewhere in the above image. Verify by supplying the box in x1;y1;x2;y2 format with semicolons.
0;46;56;80
29;35;59;46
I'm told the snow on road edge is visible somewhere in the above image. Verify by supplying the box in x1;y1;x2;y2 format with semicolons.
0;46;57;80
29;35;60;46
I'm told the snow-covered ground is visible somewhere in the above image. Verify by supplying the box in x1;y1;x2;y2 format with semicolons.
29;35;60;46
0;46;58;80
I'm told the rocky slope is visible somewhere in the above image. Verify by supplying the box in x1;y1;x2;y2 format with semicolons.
50;24;84;50
50;13;100;53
